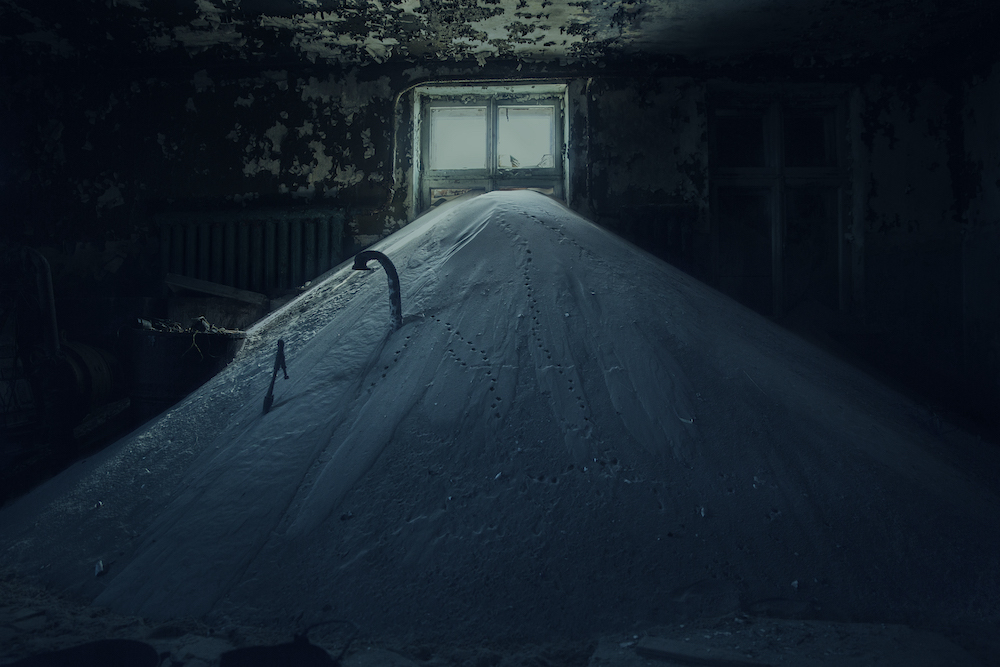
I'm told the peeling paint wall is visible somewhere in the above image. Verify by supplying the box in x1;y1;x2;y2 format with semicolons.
0;63;400;246
857;77;964;389
171;66;395;206
0;59;410;353
1;59;717;341
3;51;1000;426
962;63;1000;411
3;0;991;74
2;61;715;257
583;76;709;275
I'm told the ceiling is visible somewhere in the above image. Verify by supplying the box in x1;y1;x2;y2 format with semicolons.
0;0;992;71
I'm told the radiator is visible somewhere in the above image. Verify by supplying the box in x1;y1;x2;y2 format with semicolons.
157;208;345;294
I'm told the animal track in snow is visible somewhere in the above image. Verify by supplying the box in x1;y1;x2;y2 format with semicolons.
435;317;500;417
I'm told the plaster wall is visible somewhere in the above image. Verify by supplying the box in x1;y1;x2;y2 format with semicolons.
584;76;709;275
2;65;713;263
3;62;716;338
0;62;406;345
4;60;999;427
0;65;398;243
858;76;964;387
962;63;1000;409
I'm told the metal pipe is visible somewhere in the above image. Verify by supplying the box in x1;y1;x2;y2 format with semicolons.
22;247;60;359
352;250;402;331
291;219;303;287
198;221;210;281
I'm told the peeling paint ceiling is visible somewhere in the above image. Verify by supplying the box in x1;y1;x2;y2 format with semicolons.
0;0;992;69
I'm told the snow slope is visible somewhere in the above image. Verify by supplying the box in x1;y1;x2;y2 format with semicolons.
1;191;998;643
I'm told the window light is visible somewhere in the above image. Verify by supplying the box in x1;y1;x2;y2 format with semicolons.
497;106;555;170
429;107;487;170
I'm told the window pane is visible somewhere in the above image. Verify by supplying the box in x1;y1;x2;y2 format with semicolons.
715;114;766;167
718;186;773;315
784;113;834;167
497;106;554;169
429;107;486;170
785;187;839;310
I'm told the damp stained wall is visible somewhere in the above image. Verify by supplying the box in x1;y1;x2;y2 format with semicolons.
1;64;399;243
2;61;714;258
843;69;1000;419
855;77;963;385
962;63;1000;410
582;76;709;276
0;59;411;343
2;56;999;427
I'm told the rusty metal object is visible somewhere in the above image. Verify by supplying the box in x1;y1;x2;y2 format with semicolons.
262;339;288;415
352;250;402;332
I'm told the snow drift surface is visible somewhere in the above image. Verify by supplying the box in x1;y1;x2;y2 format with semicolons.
2;191;998;642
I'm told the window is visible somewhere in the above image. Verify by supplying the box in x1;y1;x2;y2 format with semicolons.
413;84;567;213
709;92;848;318
428;106;487;170
714;113;768;168
496;105;556;169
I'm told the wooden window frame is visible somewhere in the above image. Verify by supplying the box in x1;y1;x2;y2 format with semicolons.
709;86;851;318
412;83;569;214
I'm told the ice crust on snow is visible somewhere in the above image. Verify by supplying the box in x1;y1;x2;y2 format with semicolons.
1;191;998;642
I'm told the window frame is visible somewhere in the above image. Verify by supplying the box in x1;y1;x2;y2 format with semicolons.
426;103;490;172
708;85;851;318
413;83;568;214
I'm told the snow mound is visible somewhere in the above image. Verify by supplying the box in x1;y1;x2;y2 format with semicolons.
1;191;998;642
